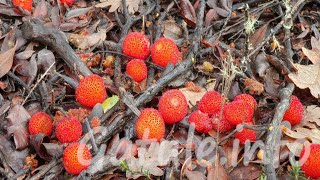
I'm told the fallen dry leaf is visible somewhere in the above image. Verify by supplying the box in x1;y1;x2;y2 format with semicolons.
244;78;264;95
303;105;320;126
282;126;320;144
96;0;142;14
69;29;107;50
0;45;16;78
249;22;269;49
302;36;320;64
288;64;320;98
179;82;215;108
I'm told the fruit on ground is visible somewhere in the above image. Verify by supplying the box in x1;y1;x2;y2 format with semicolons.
188;110;213;133
28;112;53;136
300;144;320;178
234;94;257;112
135;108;165;141
151;37;181;67
126;59;148;82
63;143;92;175
223;100;253;125
122;32;150;60
76;74;107;108
282;95;304;126
56;117;82;143
158;89;188;124
211;112;234;133
198;90;223;116
12;0;32;12
59;0;74;6
234;124;256;144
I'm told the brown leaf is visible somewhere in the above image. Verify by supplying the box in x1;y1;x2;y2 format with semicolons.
302;36;320;64
0;135;29;173
65;7;93;19
282;126;320;144
163;19;183;41
243;78;264;95
303;105;320;126
253;52;270;77
69;29;106;50
180;0;197;28
96;0;142;14
185;169;206;180
207;164;229;180
32;0;48;19
205;9;219;27
288;64;320;98
249;22;269;49
6;105;30;150
30;134;52;160
180;82;215;108
37;49;56;77
229;164;261;180
15;50;34;60
0;45;16;78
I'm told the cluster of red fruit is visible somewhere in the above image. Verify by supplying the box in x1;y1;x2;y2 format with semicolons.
12;0;74;12
28;112;91;175
122;32;182;83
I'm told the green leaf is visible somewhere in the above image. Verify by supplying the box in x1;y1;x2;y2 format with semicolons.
101;95;119;113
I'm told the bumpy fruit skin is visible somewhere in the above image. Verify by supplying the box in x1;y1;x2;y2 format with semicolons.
63;143;92;175
188;110;213;133
151;37;182;67
122;32;150;60
60;0;74;6
211;113;234;133
126;59;148;82
135;108;165;142
282;95;304;126
223;100;253;125
158;90;188;124
300;144;320;178
235;124;256;144
76;74;107;108
56;117;82;143
12;0;32;12
234;94;257;112
28;112;53;136
198;91;223;116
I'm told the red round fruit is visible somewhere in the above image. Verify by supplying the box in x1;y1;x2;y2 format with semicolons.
63;142;92;175
188;110;213;133
135;108;166;142
151;37;181;67
223;100;253;125
211;112;235;133
198;91;223;116
56;117;82;143
76;74;107;108
158;89;188;124
12;0;32;12
234;94;257;112
28;112;53;136
60;0;74;6
300;144;320;178
122;32;150;60
126;59;148;82
235;124;256;145
282;95;304;126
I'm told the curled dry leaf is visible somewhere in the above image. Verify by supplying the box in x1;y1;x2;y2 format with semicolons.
69;29;106;50
303;105;320;126
282;126;320;144
253;52;270;77
288;64;320;98
243;78;264;95
96;0;142;14
229;164;261;180
163;19;183;41
0;45;16;78
180;0;196;28
301;36;320;64
179;82;215;108
6;105;30;150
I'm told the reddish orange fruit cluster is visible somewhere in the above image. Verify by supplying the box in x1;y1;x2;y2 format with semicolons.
300;144;320;178
188;110;213;133
282;95;304;126
151;38;182;67
63;142;92;175
12;0;32;12
55;116;82;143
76;74;107;108
126;59;148;82
122;32;150;60
28;112;53;136
158;89;188;124
135;108;166;142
